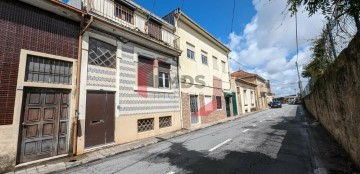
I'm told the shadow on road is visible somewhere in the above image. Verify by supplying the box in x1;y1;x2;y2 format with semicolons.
145;106;359;174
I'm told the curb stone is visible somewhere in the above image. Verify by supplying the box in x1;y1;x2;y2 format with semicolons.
11;109;269;174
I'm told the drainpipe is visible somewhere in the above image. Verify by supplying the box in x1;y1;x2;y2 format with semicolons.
73;15;93;155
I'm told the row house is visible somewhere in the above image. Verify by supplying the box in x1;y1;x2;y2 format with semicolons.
163;9;235;128
230;77;257;114
0;0;84;171
76;0;182;153
231;70;273;111
0;0;236;172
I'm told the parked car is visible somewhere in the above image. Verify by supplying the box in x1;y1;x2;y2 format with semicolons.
271;101;282;108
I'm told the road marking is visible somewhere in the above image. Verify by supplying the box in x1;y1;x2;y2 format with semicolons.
167;172;175;174
252;124;256;127
260;120;263;122
242;129;250;132
209;139;232;152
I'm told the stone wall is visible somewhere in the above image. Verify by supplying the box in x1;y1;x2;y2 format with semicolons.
303;32;360;167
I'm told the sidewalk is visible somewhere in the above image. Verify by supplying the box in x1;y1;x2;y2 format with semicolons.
7;110;267;174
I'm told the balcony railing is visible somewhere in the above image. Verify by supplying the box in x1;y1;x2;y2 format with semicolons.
85;0;179;49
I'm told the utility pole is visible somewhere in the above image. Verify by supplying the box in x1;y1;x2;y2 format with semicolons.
295;61;302;97
295;12;303;98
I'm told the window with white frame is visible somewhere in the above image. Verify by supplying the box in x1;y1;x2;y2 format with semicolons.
186;43;195;59
158;61;170;88
251;91;254;106
204;96;212;111
201;51;208;65
216;96;222;109
213;56;218;69
243;90;248;106
221;61;226;72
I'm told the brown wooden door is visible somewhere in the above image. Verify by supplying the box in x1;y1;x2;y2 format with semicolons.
19;88;69;163
85;91;115;148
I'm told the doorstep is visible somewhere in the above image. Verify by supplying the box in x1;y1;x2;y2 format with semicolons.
6;109;268;174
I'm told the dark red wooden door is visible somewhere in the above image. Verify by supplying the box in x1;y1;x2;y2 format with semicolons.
85;91;115;148
19;88;69;163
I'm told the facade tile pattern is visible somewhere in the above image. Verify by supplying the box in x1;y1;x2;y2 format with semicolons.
87;65;117;88
0;0;79;125
118;44;180;115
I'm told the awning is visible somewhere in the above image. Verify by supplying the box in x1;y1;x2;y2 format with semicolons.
223;92;233;97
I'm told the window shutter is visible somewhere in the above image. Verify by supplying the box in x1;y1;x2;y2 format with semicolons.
148;20;162;40
158;61;170;73
138;56;154;87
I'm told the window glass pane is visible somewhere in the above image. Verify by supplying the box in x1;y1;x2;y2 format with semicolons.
201;55;208;64
88;38;116;69
190;95;198;113
216;96;222;109
187;49;194;59
165;77;169;88
221;61;226;72
159;74;164;88
213;56;218;69
186;43;195;59
244;90;247;105
205;96;212;111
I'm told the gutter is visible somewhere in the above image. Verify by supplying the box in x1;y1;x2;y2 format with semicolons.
73;15;94;155
49;0;86;14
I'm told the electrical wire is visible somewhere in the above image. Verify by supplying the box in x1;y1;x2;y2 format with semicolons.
180;0;184;10
229;57;247;68
231;0;236;33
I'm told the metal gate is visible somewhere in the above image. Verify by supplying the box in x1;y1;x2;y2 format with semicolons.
190;95;199;125
18;88;69;163
85;91;115;148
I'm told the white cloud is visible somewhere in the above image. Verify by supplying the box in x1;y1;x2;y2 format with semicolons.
228;0;325;97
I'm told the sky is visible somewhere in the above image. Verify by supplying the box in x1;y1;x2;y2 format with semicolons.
133;0;325;97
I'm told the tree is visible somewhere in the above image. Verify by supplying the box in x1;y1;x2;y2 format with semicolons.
287;0;360;31
302;33;332;78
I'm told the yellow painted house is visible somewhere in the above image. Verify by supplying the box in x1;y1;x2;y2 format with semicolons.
163;9;234;128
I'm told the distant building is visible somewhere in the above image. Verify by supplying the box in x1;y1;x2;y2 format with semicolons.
231;70;272;110
231;77;257;114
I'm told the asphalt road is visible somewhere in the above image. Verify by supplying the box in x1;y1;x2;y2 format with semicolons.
60;105;358;174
